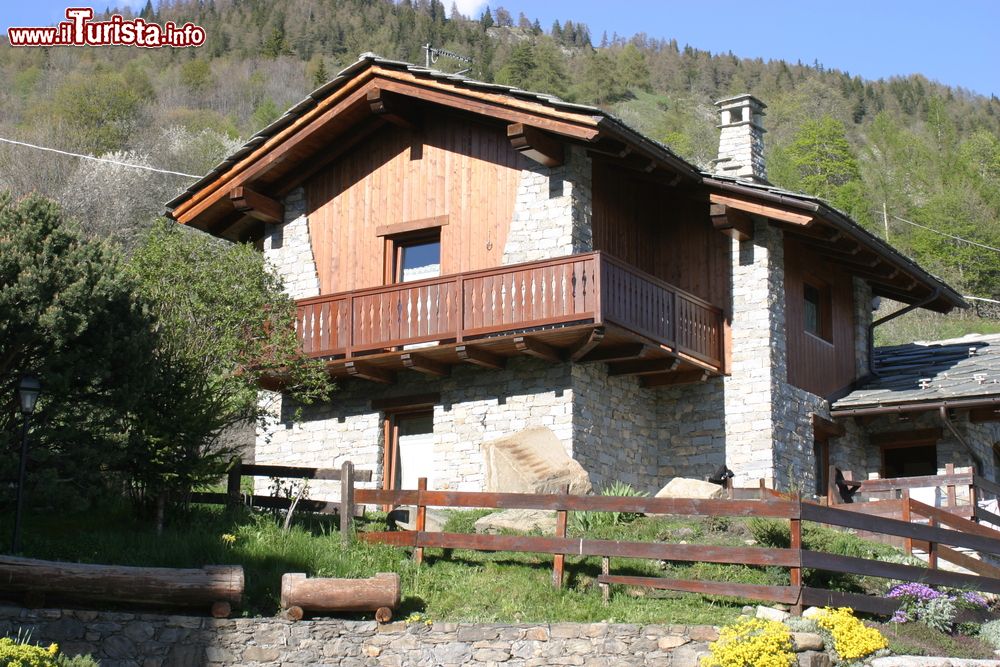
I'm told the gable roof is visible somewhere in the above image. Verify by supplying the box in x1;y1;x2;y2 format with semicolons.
832;333;1000;415
165;53;966;313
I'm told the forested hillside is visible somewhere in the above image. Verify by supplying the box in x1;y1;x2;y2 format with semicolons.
1;0;997;315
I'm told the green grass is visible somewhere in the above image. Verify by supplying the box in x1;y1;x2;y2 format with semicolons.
0;504;905;624
879;622;996;659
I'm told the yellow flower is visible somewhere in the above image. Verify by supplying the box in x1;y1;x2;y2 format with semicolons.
221;533;237;545
702;618;795;667
814;607;887;661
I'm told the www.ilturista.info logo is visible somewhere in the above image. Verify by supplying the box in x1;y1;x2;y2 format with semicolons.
7;7;206;48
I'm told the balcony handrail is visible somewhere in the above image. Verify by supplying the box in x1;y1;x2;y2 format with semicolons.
298;251;721;316
295;251;724;369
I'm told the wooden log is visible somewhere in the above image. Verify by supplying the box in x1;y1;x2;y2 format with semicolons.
375;607;393;623
280;572;401;614
0;556;243;608
211;601;232;619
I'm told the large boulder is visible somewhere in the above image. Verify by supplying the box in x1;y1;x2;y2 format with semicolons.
474;509;556;535
482;427;592;495
655;477;725;500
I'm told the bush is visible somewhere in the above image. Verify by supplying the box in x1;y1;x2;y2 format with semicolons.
702;617;795;667
572;481;647;533
813;607;888;662
0;635;99;666
978;619;1000;649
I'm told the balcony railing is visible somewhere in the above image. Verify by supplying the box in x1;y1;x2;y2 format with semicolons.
295;252;724;369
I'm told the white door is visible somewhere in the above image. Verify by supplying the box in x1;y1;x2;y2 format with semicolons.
395;412;435;490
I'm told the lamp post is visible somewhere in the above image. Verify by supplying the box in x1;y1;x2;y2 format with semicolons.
12;375;41;554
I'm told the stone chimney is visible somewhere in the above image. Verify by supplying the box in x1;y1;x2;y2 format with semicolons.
712;94;768;184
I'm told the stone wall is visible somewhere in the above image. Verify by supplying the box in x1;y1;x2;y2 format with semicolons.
656;377;728;483
0;606;720;667
256;357;574;499
502;146;592;265
571;363;660;492
263;188;320;300
831;411;1000;487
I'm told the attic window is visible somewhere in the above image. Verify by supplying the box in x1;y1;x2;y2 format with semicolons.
803;279;832;341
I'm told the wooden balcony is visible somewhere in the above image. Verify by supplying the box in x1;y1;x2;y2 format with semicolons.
295;252;725;385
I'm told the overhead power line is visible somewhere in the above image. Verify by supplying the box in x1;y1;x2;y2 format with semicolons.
0;136;200;178
887;212;1000;254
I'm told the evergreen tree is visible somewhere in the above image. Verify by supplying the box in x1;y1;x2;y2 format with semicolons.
480;7;494;29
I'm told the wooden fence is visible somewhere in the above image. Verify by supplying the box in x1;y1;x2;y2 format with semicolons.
354;479;1000;615
191;460;371;546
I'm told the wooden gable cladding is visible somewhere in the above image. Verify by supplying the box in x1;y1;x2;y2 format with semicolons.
306;114;526;294
590;160;730;311
784;235;858;397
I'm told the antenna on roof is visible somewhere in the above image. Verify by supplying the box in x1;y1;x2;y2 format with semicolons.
423;43;473;75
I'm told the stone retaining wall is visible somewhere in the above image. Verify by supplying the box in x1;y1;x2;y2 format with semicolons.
0;606;720;667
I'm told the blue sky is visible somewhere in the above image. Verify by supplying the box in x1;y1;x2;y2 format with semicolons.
4;1;998;97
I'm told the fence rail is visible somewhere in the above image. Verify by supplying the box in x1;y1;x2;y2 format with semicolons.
191;460;371;547
356;479;1000;615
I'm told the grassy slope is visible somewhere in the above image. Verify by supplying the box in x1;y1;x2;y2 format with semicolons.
0;504;918;625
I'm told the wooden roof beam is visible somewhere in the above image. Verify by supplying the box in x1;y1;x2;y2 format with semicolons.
456;345;505;371
577;343;648;364
641;369;710;388
608;357;680;377
507;123;564;168
514;336;563;363
710;203;753;242
710;193;815;226
229;185;283;224
344;361;395;384
401;353;450;378
367;87;420;130
569;328;605;362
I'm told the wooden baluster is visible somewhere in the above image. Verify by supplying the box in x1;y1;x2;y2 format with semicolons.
414;477;427;565
901;488;912;556
340;461;355;548
758;478;767;501
456;275;465;341
946;463;957;508
552;484;569;589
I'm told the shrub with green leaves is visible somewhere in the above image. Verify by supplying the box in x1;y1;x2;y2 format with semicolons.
0;635;99;666
572;481;648;532
978;619;1000;649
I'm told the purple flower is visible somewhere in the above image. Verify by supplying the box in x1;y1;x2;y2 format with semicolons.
887;583;940;601
890;609;910;624
961;591;988;608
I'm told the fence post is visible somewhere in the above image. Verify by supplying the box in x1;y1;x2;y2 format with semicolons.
927;514;938;570
414;477;427;565
827;465;838;506
945;463;957;508
758;478;767;501
600;556;610;605
725;477;734;500
340;461;355;548
789;493;803;616
227;458;242;511
901;488;912;556
552;484;569;589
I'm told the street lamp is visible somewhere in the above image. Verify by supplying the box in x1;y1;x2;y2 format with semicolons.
12;375;41;554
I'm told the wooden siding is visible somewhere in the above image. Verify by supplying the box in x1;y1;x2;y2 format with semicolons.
784;236;858;397
306;115;526;294
590;160;731;310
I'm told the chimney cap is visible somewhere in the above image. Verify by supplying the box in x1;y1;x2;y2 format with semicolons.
714;93;768;110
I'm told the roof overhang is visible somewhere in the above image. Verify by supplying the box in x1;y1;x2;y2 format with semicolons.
165;57;701;242
703;177;967;313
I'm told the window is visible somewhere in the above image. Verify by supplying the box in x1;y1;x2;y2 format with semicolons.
882;444;937;479
394;234;441;283
803;278;831;341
